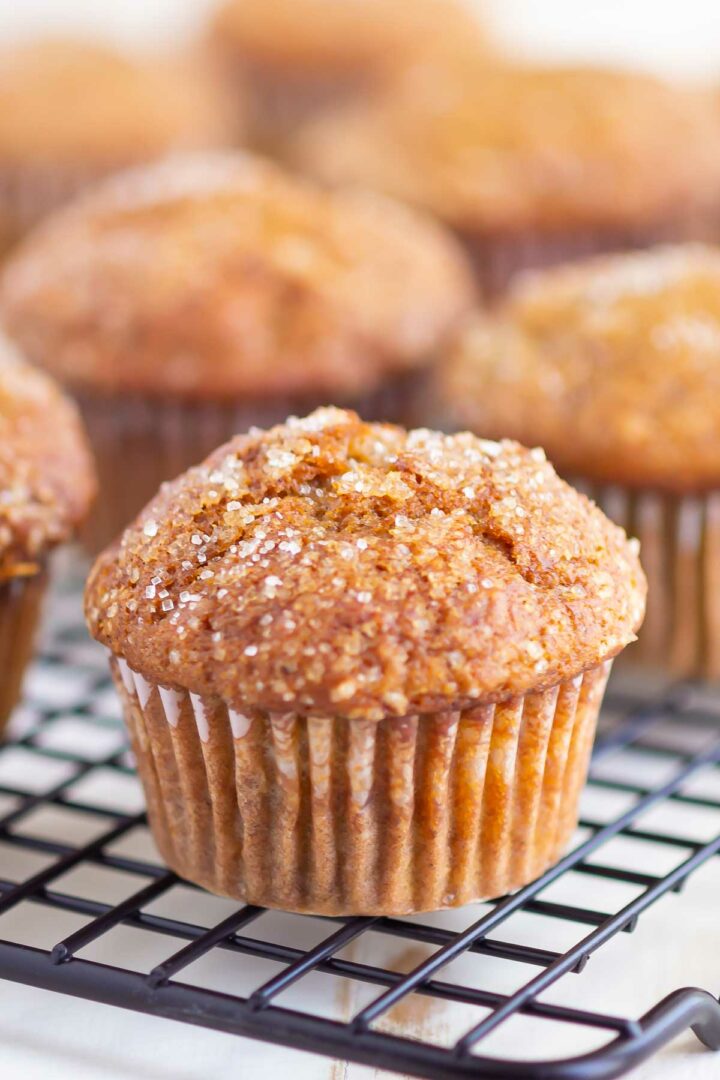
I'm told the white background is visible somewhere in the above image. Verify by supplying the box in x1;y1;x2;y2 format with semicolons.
1;3;720;1079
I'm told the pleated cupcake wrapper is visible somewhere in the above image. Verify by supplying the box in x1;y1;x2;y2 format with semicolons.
111;655;610;915
0;569;47;732
236;62;369;151
75;373;426;553
576;480;720;679
462;220;716;298
0;161;115;255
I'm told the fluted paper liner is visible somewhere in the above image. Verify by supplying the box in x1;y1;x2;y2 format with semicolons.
76;374;426;553
0;571;47;733
577;482;720;679
0;161;118;256
112;656;610;915
233;62;368;152
463;222;714;298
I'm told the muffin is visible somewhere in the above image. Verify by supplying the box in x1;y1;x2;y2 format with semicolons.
0;38;237;256
208;0;488;151
439;244;720;677
85;407;645;914
1;151;475;551
293;60;720;295
0;337;95;731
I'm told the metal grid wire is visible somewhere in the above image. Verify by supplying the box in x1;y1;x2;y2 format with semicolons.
1;582;720;1079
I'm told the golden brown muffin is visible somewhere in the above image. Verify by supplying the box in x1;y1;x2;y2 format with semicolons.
440;244;720;676
2;151;475;550
0;39;237;255
0;335;95;729
86;407;645;914
208;0;489;150
294;60;720;294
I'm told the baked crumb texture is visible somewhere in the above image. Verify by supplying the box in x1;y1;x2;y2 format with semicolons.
86;407;646;721
294;63;720;236
0;39;235;166
442;245;720;491
209;0;487;81
1;152;476;401
442;244;720;677
0;336;94;579
0;40;236;252
88;409;644;912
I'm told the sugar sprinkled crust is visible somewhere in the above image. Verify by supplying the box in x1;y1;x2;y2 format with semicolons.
0;335;95;577
210;0;486;77
0;39;235;164
85;408;646;720
293;62;720;234
1;151;475;400
441;245;720;491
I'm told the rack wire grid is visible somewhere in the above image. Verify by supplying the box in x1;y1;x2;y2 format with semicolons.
1;577;720;1080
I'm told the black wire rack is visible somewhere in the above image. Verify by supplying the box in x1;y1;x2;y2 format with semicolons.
1;581;720;1079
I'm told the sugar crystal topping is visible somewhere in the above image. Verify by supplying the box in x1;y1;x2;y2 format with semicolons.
442;245;720;490
86;408;645;719
2;152;475;401
0;334;94;576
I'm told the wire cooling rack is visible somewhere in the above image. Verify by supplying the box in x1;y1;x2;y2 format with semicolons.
0;580;719;1080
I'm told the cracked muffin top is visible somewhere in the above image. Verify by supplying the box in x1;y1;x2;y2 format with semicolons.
0;39;236;166
85;407;646;720
440;245;720;491
209;0;487;80
0;337;95;579
1;152;475;401
293;61;720;234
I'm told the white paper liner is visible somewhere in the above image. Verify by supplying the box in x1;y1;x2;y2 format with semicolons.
462;220;715;298
111;657;611;915
0;160;119;254
575;481;720;679
234;61;369;153
0;570;47;732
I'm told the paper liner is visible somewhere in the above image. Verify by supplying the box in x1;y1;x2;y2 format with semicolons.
463;221;717;298
0;571;47;733
111;657;610;915
576;481;720;679
233;62;369;154
75;372;427;553
0;161;117;257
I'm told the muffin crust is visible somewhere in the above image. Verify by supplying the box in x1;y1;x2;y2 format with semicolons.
86;408;646;720
294;62;720;235
210;0;486;79
441;245;720;490
0;39;235;165
0;336;95;577
1;152;476;400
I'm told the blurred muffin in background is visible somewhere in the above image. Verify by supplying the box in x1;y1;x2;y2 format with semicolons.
438;244;720;677
208;0;489;151
294;60;720;295
0;337;95;733
1;151;475;551
0;38;239;256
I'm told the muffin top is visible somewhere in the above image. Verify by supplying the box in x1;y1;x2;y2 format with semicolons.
294;61;720;234
85;407;646;720
210;0;486;79
0;39;235;166
441;245;720;491
0;152;475;400
0;337;95;578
